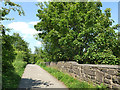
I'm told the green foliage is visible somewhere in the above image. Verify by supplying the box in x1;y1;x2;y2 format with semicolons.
2;60;27;89
1;1;29;89
35;1;119;65
112;32;120;60
1;0;25;72
2;50;27;89
12;33;31;63
36;59;44;64
13;59;27;77
29;54;36;64
2;68;21;88
33;47;51;63
0;1;24;21
96;83;108;89
15;51;25;61
2;34;16;72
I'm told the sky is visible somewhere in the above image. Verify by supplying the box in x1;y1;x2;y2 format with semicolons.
1;0;119;53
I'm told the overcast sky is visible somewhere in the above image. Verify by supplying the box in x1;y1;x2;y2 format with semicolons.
2;1;119;53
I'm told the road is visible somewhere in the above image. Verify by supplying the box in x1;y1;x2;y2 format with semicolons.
18;64;68;89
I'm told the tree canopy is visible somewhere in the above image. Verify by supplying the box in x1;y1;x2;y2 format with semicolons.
35;1;120;65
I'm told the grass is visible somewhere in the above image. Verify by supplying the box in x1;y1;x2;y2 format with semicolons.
2;60;27;89
37;63;107;89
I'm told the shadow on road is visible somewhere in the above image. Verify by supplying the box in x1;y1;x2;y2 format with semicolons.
18;78;54;88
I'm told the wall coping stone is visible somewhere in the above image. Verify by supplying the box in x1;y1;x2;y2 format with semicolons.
78;64;120;69
58;61;120;69
47;61;120;69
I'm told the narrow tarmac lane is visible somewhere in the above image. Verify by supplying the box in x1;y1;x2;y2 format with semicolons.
18;64;68;89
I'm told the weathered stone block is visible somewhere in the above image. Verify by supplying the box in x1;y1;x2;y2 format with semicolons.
96;71;103;83
100;68;108;73
91;76;95;80
105;75;111;79
69;65;72;69
81;66;83;69
84;77;89;82
81;73;85;78
117;77;120;84
92;67;98;69
83;66;95;76
107;69;116;75
84;68;89;74
78;65;82;69
84;66;90;70
112;77;120;84
74;68;79;74
118;69;120;73
86;75;91;79
88;70;95;76
104;83;111;88
72;65;78;70
104;79;111;84
81;69;84;73
112;84;120;89
68;69;73;73
95;81;101;84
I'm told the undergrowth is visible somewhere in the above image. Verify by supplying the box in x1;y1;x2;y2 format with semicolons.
2;60;27;89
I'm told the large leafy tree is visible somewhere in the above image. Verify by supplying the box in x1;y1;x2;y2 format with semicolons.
35;1;119;65
11;33;31;63
1;1;24;72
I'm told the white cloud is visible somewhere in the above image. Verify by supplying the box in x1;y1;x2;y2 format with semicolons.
7;21;43;54
37;41;42;45
23;34;29;39
8;22;41;35
29;21;39;25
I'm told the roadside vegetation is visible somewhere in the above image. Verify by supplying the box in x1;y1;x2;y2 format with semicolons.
1;0;120;89
37;63;107;89
1;1;30;89
2;60;27;88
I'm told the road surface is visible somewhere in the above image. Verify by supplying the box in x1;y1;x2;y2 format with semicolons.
18;64;68;89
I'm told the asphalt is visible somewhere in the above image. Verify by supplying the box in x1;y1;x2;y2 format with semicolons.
18;64;68;89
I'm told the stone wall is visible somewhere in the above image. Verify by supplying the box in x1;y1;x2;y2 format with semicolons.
44;61;120;89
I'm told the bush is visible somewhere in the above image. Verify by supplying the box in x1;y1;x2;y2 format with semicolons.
2;59;27;88
13;60;27;76
36;59;44;64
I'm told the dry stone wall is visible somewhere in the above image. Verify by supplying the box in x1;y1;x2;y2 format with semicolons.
44;61;120;89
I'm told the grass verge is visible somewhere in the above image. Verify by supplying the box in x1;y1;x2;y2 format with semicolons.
37;63;107;89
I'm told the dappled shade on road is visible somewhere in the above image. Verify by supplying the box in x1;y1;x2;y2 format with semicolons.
18;64;68;88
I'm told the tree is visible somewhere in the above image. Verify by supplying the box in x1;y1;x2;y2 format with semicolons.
34;47;49;63
1;1;25;72
11;33;31;63
2;33;16;71
35;1;119;65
